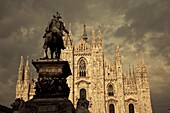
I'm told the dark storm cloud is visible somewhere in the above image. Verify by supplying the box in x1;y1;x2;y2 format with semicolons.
0;0;92;106
0;0;170;113
112;2;170;113
149;33;170;65
0;0;89;39
115;0;170;37
114;0;170;65
125;1;170;35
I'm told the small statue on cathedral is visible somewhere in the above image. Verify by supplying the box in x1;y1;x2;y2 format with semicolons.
76;95;90;113
11;98;25;111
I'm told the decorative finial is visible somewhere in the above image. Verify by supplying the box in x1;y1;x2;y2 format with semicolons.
25;56;29;70
19;56;24;68
83;24;87;36
133;65;135;76
92;28;96;48
136;51;139;65
142;50;145;65
129;65;131;76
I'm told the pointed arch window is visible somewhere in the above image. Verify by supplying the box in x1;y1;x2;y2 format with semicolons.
109;104;115;113
79;59;86;77
129;104;135;113
108;84;114;96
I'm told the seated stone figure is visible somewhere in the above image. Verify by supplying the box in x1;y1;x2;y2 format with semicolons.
11;98;25;111
76;95;90;113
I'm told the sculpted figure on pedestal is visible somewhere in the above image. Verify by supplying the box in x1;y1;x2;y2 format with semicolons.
41;12;69;60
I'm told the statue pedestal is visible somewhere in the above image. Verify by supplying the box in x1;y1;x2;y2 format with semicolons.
32;60;72;98
19;98;75;113
18;59;75;113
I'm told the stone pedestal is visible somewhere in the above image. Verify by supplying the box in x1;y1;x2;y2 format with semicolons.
19;98;75;113
32;60;72;98
17;59;75;113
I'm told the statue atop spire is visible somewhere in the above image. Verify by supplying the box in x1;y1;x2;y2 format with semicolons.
83;24;87;36
82;24;88;41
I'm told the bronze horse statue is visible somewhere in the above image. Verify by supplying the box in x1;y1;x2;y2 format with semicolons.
41;12;69;60
42;31;69;60
42;32;58;59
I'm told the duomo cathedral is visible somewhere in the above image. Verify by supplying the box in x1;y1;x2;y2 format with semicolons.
15;25;153;113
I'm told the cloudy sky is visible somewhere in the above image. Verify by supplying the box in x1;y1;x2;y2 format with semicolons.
0;0;170;113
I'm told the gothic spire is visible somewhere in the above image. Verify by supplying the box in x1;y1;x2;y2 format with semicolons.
133;65;135;76
116;43;119;50
92;29;96;48
141;51;147;74
141;51;149;88
115;44;121;64
97;26;102;48
83;24;87;36
67;23;72;49
115;44;122;78
129;65;131;77
142;51;145;65
25;56;29;70
18;56;24;80
135;51;140;73
82;24;88;41
63;32;67;48
24;56;30;80
19;56;24;69
136;51;139;65
69;23;72;40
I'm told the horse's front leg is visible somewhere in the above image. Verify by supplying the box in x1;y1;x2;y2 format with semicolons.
40;48;48;60
45;48;48;59
51;51;54;59
55;48;61;60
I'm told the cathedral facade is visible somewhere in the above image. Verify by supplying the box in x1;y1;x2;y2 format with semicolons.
16;25;153;113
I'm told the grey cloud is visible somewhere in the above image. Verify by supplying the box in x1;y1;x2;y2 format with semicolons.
148;33;170;65
114;0;170;66
115;0;170;39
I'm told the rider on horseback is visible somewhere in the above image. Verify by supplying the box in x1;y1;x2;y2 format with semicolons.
42;12;69;59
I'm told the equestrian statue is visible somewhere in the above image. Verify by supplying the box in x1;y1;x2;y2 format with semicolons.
41;12;69;60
